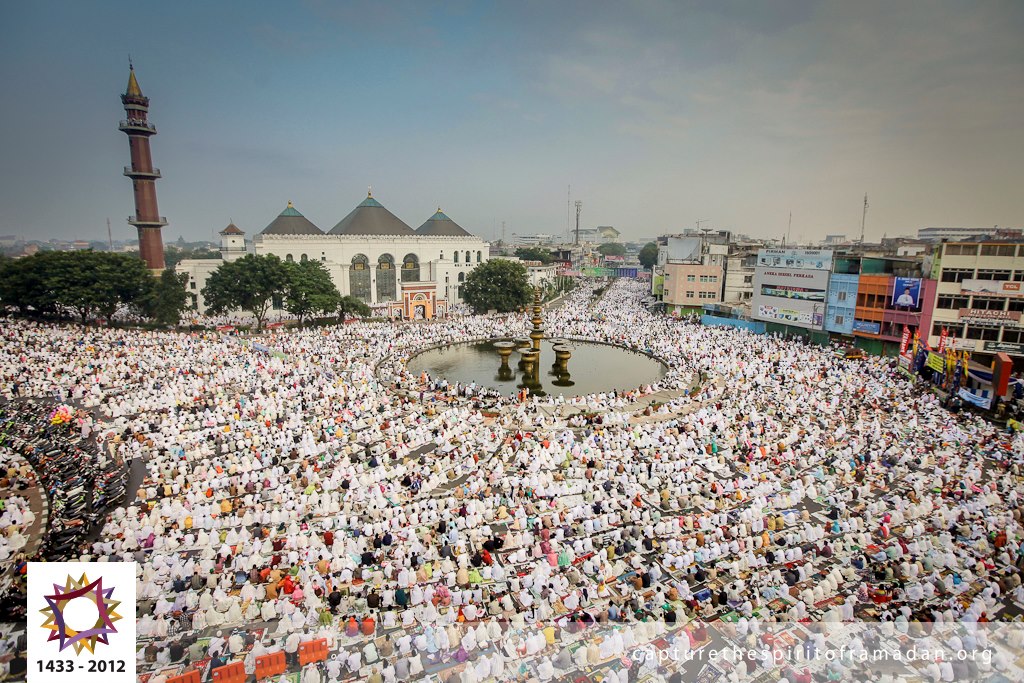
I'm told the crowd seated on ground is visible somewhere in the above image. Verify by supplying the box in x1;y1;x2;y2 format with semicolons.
3;279;1024;682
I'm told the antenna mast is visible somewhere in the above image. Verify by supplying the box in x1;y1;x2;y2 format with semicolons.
787;211;792;246
567;185;571;241
107;218;113;252
574;200;582;245
860;193;869;245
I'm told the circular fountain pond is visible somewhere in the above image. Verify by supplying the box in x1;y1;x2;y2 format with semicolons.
406;338;667;398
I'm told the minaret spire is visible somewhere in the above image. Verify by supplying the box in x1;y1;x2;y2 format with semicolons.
120;64;167;270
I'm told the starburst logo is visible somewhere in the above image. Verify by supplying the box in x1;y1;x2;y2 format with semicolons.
39;573;122;654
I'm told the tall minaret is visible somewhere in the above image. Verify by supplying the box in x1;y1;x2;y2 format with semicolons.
120;64;167;270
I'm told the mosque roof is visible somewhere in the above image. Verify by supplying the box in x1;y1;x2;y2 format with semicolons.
415;209;473;237
329;192;416;237
260;202;324;235
220;222;244;235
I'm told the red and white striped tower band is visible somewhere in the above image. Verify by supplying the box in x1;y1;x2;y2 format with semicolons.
119;64;166;270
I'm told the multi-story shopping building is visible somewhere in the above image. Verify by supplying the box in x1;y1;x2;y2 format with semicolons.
929;240;1024;361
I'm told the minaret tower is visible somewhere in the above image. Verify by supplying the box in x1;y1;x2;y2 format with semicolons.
120;64;167;270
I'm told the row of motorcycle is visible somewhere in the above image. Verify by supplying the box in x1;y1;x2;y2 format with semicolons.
0;400;128;560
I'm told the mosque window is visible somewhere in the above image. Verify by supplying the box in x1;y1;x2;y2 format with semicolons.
286;254;294;262
300;254;308;262
377;254;397;302
455;251;460;264
401;254;420;283
458;272;465;282
465;251;471;263
477;251;482;263
350;254;371;302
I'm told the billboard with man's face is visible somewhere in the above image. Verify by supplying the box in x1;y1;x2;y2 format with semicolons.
891;277;922;310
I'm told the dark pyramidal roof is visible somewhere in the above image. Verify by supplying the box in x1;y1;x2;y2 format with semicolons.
260;202;323;235
415;209;472;237
220;222;244;235
329;193;416;236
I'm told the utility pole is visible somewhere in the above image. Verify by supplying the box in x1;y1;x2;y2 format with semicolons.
787;212;792;247
860;193;869;246
501;221;506;244
107;218;113;252
574;200;582;245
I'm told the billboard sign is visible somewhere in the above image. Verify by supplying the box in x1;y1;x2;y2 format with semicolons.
752;267;830;329
756;249;833;271
961;279;1024;297
852;319;881;334
957;308;1022;325
891;277;922;309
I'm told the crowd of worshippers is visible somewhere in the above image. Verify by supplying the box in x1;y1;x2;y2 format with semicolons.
3;279;1024;682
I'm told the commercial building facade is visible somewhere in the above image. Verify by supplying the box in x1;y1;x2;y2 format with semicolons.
751;249;832;335
929;241;1024;361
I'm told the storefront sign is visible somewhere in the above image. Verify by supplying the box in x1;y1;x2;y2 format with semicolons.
957;308;1021;325
984;341;1024;354
949;338;976;351
852;319;881;334
926;352;946;372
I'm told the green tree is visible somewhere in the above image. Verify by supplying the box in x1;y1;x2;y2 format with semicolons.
138;269;190;326
201;254;289;329
47;251;152;324
336;295;371;321
284;259;341;326
0;252;60;315
462;259;533;314
597;242;627;257
638;242;659;270
514;247;553;264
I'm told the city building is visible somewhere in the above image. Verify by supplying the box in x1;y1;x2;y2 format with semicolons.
177;192;490;319
844;256;936;355
918;226;1021;242
574;225;621;243
653;236;724;315
722;250;757;304
119;65;167;270
751;248;832;339
513;233;555;246
929;240;1024;362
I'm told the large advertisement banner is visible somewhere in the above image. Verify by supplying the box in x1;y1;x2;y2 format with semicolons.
961;279;1024;297
752;267;830;329
756;248;833;271
891;276;922;309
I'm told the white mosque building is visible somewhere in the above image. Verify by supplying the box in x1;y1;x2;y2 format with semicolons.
178;191;491;319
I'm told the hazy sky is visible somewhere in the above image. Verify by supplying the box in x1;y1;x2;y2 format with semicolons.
1;1;1021;243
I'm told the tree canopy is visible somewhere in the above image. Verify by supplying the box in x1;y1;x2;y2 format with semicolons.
0;250;153;323
337;295;371;321
283;259;340;325
638;242;659;270
462;259;533;314
138;269;190;326
514;247;553;264
201;254;289;329
597;242;627;257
